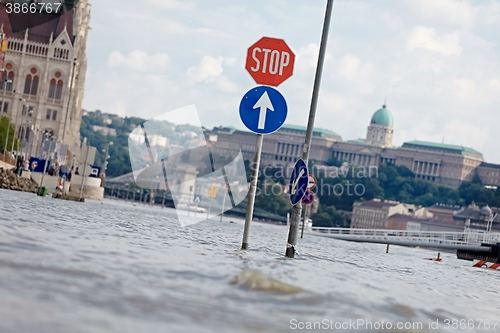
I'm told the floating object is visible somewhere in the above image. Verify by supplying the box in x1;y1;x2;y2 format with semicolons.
230;270;304;294
472;260;500;270
424;253;442;262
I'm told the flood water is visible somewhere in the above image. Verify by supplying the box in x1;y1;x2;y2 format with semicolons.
0;189;499;333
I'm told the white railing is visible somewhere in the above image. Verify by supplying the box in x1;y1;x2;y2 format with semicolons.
7;38;71;61
309;227;500;250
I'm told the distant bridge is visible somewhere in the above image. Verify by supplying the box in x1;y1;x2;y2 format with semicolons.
307;228;500;251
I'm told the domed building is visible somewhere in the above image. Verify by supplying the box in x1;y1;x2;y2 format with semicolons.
212;101;500;189
329;102;500;188
365;105;394;147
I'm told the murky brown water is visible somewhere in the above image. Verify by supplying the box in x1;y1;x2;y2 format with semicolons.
0;190;499;332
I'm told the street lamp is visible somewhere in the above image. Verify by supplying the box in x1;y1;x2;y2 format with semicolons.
10;99;26;158
39;132;56;195
21;108;36;158
2;78;12;162
101;141;113;177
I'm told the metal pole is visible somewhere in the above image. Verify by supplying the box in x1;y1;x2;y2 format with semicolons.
1;78;10;161
2;117;10;162
38;135;51;195
220;187;227;222
11;102;24;158
62;60;77;143
300;204;307;239
286;0;334;258
207;196;212;219
79;143;90;201
26;125;34;158
241;134;264;250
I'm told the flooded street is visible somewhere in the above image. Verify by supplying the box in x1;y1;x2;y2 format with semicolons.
0;190;499;333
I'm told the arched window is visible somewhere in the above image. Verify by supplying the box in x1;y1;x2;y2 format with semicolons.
48;79;56;98
55;80;63;99
24;74;32;94
7;71;14;91
48;72;63;100
1;64;15;91
24;74;39;96
24;68;39;96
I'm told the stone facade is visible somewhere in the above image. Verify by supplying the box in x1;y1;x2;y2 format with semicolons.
211;124;341;167
0;1;91;164
212;103;499;189
350;199;432;229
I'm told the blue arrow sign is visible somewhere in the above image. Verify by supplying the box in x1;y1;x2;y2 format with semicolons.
239;86;287;135
289;159;309;205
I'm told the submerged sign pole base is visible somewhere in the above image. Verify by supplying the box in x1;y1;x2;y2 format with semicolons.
285;0;334;258
241;134;264;250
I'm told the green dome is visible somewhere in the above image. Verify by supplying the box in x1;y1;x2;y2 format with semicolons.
370;105;393;127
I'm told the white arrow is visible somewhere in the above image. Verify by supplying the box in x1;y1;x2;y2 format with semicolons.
291;169;305;195
253;91;274;130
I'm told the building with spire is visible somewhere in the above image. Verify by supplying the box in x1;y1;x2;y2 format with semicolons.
0;1;91;163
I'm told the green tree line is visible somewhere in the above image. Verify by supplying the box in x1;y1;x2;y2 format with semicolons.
0;116;20;158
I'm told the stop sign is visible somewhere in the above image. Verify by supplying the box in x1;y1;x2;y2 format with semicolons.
245;37;295;87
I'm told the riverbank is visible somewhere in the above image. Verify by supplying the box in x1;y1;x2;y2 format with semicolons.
0;168;39;193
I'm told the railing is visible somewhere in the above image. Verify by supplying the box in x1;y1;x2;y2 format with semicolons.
0;153;16;166
7;38;71;61
309;227;500;250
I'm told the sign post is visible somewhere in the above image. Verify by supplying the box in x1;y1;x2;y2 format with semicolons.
207;186;217;218
241;37;295;250
286;0;334;258
300;189;315;239
220;184;228;222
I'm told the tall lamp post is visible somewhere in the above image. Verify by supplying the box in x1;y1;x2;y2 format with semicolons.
10;100;27;158
39;132;56;195
1;77;12;161
101;141;113;177
20;108;34;158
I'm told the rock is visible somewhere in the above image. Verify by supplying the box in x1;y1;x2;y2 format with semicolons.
0;167;39;194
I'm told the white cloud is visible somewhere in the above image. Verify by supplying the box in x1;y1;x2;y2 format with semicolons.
107;50;170;72
147;0;196;11
407;26;462;56
334;54;376;95
84;0;500;163
297;43;320;68
187;56;224;82
405;0;475;29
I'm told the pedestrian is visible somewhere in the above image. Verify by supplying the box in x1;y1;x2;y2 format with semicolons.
16;157;23;176
22;159;30;172
75;167;79;175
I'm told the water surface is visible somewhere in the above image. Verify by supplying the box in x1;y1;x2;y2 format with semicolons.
0;190;498;332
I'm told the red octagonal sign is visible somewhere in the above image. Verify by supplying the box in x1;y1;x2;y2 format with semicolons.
245;37;295;87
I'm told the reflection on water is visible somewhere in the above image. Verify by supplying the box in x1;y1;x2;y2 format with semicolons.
0;190;499;333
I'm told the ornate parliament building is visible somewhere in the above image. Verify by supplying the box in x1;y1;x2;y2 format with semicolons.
0;0;91;162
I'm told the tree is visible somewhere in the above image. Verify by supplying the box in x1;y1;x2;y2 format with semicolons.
0;116;19;157
254;181;289;216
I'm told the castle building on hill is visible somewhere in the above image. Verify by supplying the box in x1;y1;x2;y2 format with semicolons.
211;104;499;189
0;1;91;163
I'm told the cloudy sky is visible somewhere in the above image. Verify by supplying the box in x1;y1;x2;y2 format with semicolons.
83;0;500;163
